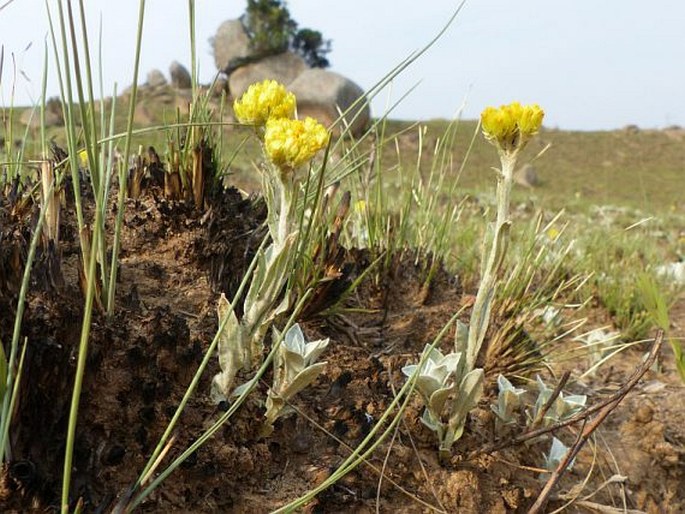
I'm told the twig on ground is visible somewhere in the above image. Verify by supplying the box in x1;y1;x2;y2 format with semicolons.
572;500;645;514
527;330;663;514
471;330;663;460
532;370;570;428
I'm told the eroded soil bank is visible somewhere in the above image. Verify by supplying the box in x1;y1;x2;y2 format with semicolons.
0;185;683;513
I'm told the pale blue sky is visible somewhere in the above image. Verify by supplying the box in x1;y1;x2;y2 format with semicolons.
1;1;683;130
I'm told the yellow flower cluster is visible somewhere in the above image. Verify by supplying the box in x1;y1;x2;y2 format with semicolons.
78;149;89;168
234;80;330;170
481;102;544;152
264;117;330;170
546;226;560;241
233;80;296;126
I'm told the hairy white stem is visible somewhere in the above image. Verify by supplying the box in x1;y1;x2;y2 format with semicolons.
466;151;518;370
277;182;289;248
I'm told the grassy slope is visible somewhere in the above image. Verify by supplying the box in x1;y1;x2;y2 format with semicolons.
391;119;684;215
4;95;684;215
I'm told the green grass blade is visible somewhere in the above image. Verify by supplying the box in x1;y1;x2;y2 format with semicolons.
0;171;53;464
106;0;146;314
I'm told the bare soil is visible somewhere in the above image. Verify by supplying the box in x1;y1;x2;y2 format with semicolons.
0;184;683;513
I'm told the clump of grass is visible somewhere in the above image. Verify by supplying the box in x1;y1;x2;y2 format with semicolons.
484;213;590;378
0;190;51;464
43;0;148;508
578;219;675;341
637;272;685;382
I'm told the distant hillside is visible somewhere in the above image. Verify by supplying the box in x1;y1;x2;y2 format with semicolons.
4;87;683;214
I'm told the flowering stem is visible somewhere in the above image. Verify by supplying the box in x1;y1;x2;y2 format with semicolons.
466;150;518;370
277;177;291;248
496;152;517;238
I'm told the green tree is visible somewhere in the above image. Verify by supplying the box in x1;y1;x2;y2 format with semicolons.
292;28;331;68
244;0;295;56
242;0;331;68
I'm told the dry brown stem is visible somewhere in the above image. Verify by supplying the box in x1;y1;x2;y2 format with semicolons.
472;331;663;461
531;370;570;429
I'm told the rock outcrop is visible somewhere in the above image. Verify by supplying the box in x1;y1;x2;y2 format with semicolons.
169;61;192;89
212;18;371;135
228;52;307;100
146;69;167;88
212;19;252;74
288;69;369;135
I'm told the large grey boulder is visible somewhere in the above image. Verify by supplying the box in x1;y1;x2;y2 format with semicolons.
228;52;308;99
169;61;192;89
288;69;370;136
212;19;252;74
146;69;167;88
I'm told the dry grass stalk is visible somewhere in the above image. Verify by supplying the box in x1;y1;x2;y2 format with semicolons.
128;152;144;200
40;160;60;245
191;145;204;209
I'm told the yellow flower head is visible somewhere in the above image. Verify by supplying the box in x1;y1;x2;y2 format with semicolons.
78;149;89;168
233;80;296;126
264;117;330;170
481;102;544;152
